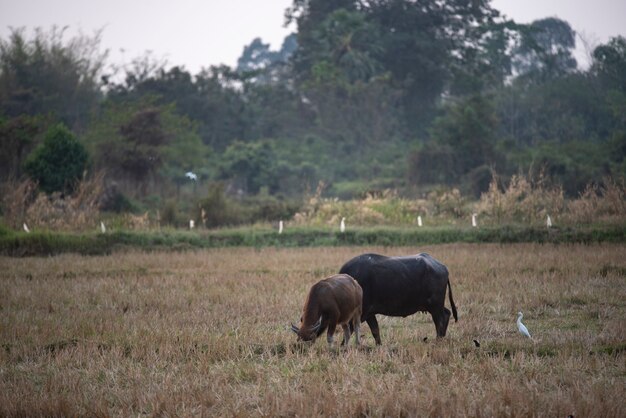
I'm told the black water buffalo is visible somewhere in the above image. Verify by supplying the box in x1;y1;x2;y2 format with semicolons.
339;253;457;344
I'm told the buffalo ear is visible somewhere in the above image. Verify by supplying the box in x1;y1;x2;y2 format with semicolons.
290;323;300;334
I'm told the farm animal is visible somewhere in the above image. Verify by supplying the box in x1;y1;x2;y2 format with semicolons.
517;311;532;339
291;274;362;347
339;253;458;344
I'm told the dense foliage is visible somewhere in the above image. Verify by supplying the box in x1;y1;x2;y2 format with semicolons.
0;1;624;226
23;123;88;194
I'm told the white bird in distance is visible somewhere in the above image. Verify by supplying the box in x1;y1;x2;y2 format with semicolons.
185;171;198;181
517;311;532;339
340;217;346;233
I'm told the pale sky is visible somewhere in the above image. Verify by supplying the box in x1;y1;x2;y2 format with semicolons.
0;0;624;74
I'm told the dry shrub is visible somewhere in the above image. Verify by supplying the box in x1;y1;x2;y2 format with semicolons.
567;177;626;224
427;187;468;218
293;183;422;226
477;171;565;225
1;173;104;231
122;211;152;230
0;178;39;229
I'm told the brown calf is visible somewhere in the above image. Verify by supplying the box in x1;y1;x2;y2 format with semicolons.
291;274;362;346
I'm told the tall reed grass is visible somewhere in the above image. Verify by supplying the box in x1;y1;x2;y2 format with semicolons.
1;173;624;232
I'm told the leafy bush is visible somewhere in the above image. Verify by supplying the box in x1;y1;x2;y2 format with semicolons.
198;182;241;227
98;183;137;213
197;183;300;227
23;124;89;194
161;199;180;227
0;222;12;237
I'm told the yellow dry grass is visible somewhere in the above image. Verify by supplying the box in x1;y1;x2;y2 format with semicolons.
1;244;625;417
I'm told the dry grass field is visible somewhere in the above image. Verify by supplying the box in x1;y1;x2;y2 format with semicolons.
1;244;625;417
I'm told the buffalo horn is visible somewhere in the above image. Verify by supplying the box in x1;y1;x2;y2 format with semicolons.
290;323;300;334
311;317;322;333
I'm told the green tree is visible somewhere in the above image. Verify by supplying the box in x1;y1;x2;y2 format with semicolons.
23;123;89;194
449;19;521;96
109;65;249;151
117;107;167;191
367;0;503;131
219;140;284;194
84;99;208;197
512;18;577;81
237;34;297;85
0;114;47;180
299;9;384;85
0;27;106;130
591;37;626;180
592;36;626;92
409;95;500;191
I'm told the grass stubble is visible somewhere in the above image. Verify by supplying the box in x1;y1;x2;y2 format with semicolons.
0;244;624;417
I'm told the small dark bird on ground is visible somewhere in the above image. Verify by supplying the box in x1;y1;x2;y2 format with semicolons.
473;339;480;347
423;337;428;342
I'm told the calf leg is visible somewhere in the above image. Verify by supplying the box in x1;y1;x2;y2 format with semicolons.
353;317;361;346
341;324;351;346
326;321;338;346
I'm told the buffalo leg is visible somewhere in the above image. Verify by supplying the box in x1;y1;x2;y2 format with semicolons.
365;314;382;345
432;307;452;337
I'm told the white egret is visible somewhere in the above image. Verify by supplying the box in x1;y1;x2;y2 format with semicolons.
471;213;478;227
100;221;106;233
517;311;532;339
417;215;423;227
340;217;346;233
189;220;195;229
185;171;198;181
546;215;552;228
23;223;30;233
278;220;284;234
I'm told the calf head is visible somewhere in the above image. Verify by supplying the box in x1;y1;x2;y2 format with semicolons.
291;317;322;342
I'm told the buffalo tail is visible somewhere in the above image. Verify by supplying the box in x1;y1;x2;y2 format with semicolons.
447;280;458;322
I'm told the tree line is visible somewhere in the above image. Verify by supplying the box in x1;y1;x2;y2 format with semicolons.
1;0;624;222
